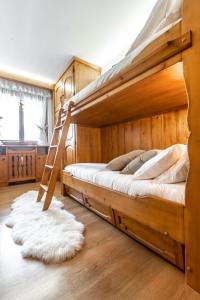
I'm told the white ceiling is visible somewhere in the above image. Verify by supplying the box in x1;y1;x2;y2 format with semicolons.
0;0;156;84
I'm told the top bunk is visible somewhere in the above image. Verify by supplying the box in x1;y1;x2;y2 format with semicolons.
64;0;192;127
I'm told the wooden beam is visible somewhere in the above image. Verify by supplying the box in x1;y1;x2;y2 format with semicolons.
183;0;200;293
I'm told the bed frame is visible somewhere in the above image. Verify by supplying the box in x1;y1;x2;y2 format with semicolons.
61;0;200;293
63;171;185;269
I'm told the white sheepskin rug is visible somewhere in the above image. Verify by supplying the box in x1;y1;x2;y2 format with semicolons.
5;190;84;263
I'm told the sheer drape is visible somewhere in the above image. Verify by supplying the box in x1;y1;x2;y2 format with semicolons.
0;78;52;144
0;92;19;140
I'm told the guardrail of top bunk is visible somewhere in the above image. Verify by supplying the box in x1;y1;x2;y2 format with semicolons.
71;27;192;115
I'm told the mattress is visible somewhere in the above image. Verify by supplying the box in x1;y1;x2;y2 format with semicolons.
64;163;185;205
64;0;182;108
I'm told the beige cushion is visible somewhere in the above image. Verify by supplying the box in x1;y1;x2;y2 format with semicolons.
106;150;145;171
132;144;186;180
121;149;160;174
155;152;189;183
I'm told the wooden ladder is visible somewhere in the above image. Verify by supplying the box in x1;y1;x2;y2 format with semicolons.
36;101;74;210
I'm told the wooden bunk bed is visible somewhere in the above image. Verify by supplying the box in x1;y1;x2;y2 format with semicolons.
59;0;200;293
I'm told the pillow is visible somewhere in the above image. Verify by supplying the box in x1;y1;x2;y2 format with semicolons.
132;144;186;180
105;150;145;171
121;149;160;174
155;152;189;184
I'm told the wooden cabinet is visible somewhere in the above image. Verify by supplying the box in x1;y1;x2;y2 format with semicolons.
0;145;48;185
54;57;102;167
0;156;8;185
36;155;47;180
8;150;36;182
54;57;101;119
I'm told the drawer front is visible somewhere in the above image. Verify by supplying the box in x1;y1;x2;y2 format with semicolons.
67;187;85;205
114;210;184;269
84;196;114;224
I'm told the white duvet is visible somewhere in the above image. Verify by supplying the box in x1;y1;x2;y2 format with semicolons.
64;0;182;107
64;163;185;205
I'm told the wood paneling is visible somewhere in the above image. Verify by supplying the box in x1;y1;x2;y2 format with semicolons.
76;126;101;163
101;108;189;162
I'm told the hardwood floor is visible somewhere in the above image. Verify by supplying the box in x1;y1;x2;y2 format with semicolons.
0;182;200;300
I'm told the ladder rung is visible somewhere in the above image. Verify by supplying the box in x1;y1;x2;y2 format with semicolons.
45;164;53;170
55;125;63;130
50;145;58;148
40;184;48;192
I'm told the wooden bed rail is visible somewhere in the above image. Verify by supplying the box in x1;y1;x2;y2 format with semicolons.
71;26;192;114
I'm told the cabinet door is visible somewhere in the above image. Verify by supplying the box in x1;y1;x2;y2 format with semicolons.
63;65;74;104
0;156;8;183
36;155;47;180
64;124;76;166
54;81;63;113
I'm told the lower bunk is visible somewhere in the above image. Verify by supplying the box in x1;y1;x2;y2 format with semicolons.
62;164;185;270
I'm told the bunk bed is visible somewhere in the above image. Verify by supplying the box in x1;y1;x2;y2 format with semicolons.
60;0;200;293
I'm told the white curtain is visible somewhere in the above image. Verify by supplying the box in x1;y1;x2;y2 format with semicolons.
0;92;19;140
0;78;52;144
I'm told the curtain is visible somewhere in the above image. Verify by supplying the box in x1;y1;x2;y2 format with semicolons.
0;92;19;140
0;78;52;144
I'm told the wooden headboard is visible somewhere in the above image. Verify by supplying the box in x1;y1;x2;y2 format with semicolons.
101;108;189;162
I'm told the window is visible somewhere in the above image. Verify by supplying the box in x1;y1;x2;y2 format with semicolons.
0;79;52;144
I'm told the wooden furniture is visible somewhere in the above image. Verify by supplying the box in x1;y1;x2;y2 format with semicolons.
54;57;101;122
37;103;73;210
54;57;102;166
63;172;185;270
0;145;48;185
59;0;200;293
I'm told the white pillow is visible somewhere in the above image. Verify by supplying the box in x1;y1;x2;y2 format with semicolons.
155;152;189;183
132;144;186;180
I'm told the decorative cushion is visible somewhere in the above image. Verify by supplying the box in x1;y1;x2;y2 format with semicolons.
105;150;145;171
132;144;186;180
121;149;160;174
155;151;189;183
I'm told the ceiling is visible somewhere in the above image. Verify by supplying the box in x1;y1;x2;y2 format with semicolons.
0;0;156;84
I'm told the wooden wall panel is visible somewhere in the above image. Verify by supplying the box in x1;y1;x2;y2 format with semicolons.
76;126;101;163
101;108;189;162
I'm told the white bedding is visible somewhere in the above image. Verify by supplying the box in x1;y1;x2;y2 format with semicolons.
64;0;182;107
64;163;185;205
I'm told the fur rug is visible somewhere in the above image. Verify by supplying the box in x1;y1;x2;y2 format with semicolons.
5;191;84;263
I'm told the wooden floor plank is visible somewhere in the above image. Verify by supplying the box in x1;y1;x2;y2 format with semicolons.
0;182;199;300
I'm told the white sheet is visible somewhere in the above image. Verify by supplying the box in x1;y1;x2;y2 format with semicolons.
64;163;185;205
64;0;182;107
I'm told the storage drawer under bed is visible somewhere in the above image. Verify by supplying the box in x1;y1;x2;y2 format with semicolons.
84;195;115;224
66;187;85;205
114;210;185;270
